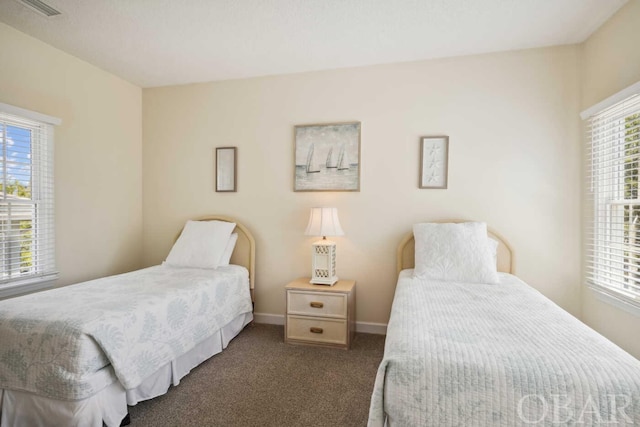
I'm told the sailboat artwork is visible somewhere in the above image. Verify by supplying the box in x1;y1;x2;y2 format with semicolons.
336;145;350;170
294;122;361;191
326;148;337;169
306;143;320;173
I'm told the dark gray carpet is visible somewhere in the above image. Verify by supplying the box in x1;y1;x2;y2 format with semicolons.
127;323;385;427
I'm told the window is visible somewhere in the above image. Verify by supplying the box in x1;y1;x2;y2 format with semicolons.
0;103;59;297
583;82;640;309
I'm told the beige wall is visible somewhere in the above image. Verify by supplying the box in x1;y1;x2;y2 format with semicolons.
0;23;143;288
143;46;582;325
580;0;640;358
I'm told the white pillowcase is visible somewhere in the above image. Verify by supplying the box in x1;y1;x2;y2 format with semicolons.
165;220;236;269
218;233;238;266
413;222;499;284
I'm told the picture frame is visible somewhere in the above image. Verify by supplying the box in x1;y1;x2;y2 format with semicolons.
294;122;361;192
215;147;237;192
419;136;449;189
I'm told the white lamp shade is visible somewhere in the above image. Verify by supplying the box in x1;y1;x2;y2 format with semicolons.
304;207;344;237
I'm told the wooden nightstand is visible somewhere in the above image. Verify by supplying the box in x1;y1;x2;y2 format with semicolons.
285;278;356;349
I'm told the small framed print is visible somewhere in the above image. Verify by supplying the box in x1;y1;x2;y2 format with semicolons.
419;136;449;189
216;147;237;192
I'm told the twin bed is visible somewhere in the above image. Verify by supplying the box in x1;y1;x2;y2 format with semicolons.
0;216;255;427
369;221;640;426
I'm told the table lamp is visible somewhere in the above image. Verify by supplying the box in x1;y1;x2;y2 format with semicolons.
305;207;344;285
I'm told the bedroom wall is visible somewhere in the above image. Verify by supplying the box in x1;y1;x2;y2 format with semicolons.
143;45;582;328
580;0;640;358
0;23;143;289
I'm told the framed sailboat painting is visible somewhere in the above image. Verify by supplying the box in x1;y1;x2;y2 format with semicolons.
294;122;361;192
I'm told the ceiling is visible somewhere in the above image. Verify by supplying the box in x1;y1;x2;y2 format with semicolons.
0;0;627;88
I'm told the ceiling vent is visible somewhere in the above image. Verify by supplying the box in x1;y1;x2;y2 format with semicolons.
16;0;61;17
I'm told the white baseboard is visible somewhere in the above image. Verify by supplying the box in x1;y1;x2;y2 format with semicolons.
253;312;285;325
355;321;387;335
253;312;387;335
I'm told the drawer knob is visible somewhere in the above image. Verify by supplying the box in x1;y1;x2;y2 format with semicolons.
310;301;324;308
310;327;324;334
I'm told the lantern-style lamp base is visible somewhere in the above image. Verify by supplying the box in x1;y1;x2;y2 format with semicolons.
310;239;338;285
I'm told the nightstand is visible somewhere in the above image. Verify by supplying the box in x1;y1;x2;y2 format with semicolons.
285;278;356;349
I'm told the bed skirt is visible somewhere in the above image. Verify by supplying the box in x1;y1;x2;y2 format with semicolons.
0;311;253;427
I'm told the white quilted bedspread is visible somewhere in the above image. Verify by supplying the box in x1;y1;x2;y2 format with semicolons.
368;271;640;426
0;265;252;400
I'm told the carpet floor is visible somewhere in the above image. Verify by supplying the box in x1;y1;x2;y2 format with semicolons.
127;323;386;427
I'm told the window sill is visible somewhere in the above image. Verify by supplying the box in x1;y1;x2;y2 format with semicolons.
0;274;58;299
588;284;640;318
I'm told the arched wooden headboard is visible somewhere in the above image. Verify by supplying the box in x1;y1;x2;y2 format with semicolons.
396;220;514;276
189;215;256;301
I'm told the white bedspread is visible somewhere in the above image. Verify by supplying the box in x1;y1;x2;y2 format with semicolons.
369;270;640;426
0;264;252;401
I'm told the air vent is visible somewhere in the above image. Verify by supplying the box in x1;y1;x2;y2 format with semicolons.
17;0;61;17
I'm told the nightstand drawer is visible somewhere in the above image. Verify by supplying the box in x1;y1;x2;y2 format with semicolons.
286;315;347;345
287;290;347;318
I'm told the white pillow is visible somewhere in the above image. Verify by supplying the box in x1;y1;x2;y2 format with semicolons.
413;222;499;284
165;220;236;269
218;233;238;266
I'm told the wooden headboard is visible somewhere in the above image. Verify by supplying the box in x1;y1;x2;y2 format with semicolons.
193;215;256;301
396;220;514;276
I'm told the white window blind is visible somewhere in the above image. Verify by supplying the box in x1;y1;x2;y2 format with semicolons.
584;86;640;308
0;108;57;292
